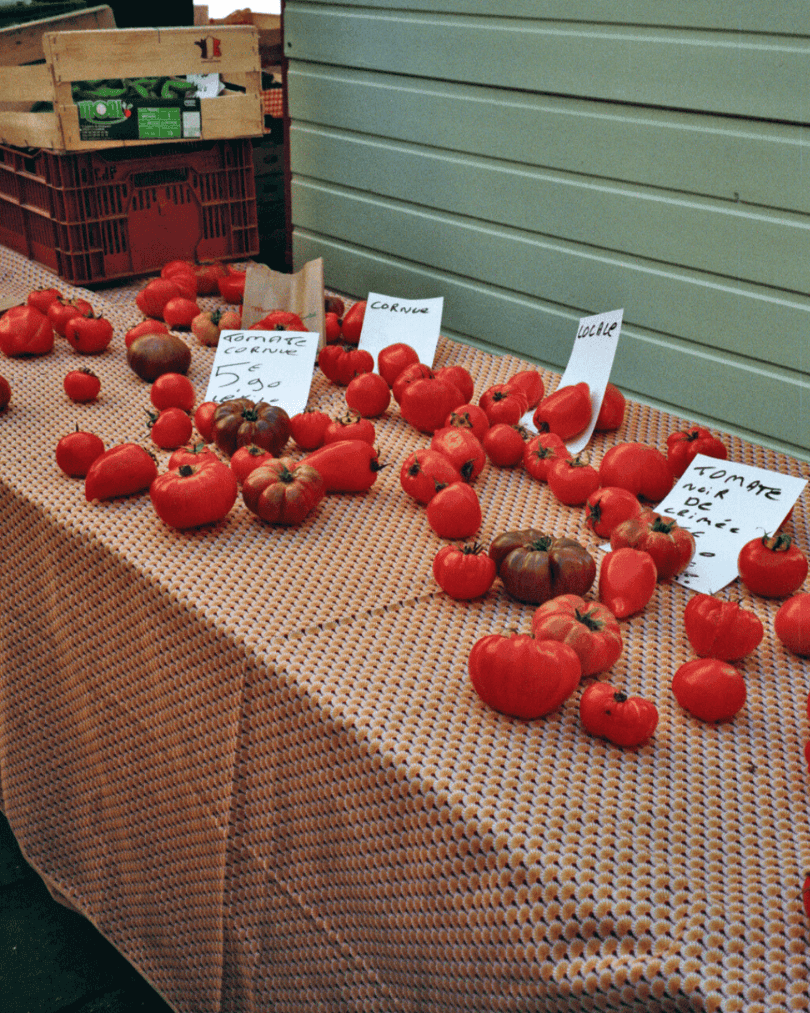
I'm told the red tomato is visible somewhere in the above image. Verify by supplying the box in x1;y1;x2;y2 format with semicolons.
0;305;54;356
47;297;92;337
346;372;391;418
445;404;490;442
65;315;113;354
533;382;591;440
430;426;486;481
547;456;600;506
325;294;345;317
191;309;241;347
193;261;229;296
167;443;220;470
479;384;528;426
85;443;158;501
324;412;376;446
774;594;810;656
242;459;326;525
532;594;622;676
251;310;308;331
683;594;764;661
340;300;366;344
56;429;105;477
584;486;642;539
298;440;382;493
482;424;526;467
598;442;674;502
63;368;101;403
594;382;626;432
610;508;695;580
229;443;274;484
194;401;219;443
392;362;434;404
377;342;420;387
289;408;331;450
400;376;466;434
579;683;658;747
161;259;195;281
318;344;374;386
136;278;186;319
598;548;657;619
163;297;200;330
737;533;808;598
427;482;481;539
125;319;169;348
435;365;474;405
27;287;62;315
149;407;193;450
803;874;810;921
671;658;746;723
468;633;581;720
399;449;463;505
522;431;571;482
324;311;342;344
217;270;247;304
506;369;544;410
0;374;10;410
666;426;728;478
150;460;238;529
432;543;497;600
150;373;196;412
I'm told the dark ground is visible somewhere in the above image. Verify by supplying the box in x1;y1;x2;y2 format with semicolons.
0;813;174;1013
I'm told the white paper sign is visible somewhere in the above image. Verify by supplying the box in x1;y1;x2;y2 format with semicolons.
522;309;623;453
656;454;807;595
358;293;444;368
204;329;319;416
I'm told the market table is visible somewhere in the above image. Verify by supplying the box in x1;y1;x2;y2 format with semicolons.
0;244;809;1013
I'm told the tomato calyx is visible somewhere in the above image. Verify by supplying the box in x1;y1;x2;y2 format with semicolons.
178;464;195;477
762;532;794;553
650;516;676;535
527;536;554;553
574;606;608;632
460;542;486;556
610;691;628;705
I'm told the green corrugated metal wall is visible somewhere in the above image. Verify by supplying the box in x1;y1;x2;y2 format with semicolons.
284;1;809;460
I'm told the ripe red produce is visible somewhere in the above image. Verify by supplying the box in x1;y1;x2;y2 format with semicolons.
167;443;220;470
65;314;113;354
479;384;528;426
547;455;600;506
392;362;434;404
737;533;808;598
427;482;482;539
229;443;274;484
27;287;62;315
598;442;674;502
242;459;326;525
400;376;466;434
162;296;201;330
683;594;764;661
47;297;92;337
193;261;229;296
340;300;366;344
63;368;101;403
482;424;526;467
0;374;10;409
579;683;658;747
445;404;490;442
85;443;158;501
584;486;642;539
489;530;596;605
523;431;571;482
533;382;592;440
212;399;290;457
150;460;238;529
594;382;626;432
598;548;657;619
430;426;486;481
666;425;728;478
150;373;196;412
148;407;193;450
251;309;307;331
194;401;218;443
136;278;186;319
318;344;374;386
345;371;391;418
289;408;331;450
377;342;420;387
217;269;247;304
0;305;54;356
672;658;746;722
774;594;810;656
125;319;169;348
435;365;474;405
432;543;497;600
468;633;581;720
299;439;383;493
191;308;241;347
324;311;342;344
610;508;695;580
532;594;622;677
324;412;376;446
56;429;105;477
400;449;463;505
506;369;544;410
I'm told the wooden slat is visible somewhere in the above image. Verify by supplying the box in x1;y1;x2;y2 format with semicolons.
0;64;52;103
290;178;810;371
289;124;810;295
284;7;810;123
0;110;61;149
0;5;115;66
288;65;810;216
292;229;810;459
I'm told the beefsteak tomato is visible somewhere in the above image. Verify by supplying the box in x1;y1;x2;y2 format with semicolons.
683;594;764;661
610;508;695;580
150;460;238;529
242;459;326;525
532;594;622;676
489;530;596;605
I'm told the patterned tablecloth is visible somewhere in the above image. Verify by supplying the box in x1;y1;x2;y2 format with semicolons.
0;245;809;1013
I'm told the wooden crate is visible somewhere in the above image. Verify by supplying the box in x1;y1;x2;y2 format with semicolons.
0;6;263;152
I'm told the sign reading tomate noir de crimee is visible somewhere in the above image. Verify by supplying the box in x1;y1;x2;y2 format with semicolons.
204;329;320;416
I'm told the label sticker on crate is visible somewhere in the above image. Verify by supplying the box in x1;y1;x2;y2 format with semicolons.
204;329;320;417
72;77;206;140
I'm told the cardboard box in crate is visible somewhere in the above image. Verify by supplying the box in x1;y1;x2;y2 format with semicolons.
0;6;262;152
0;138;260;284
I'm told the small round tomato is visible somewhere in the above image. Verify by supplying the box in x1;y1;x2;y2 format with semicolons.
594;382;626;432
579;683;658;748
148;407;193;450
533;382;592;440
63;368;101;403
125;319;169;348
430;426;486;481
482;424;526;468
378;342;420;387
532;594;622;677
27;287;62;315
56;429;105;477
162;296;200;330
523;431;571;482
137;278;186;318
683;594;764;661
445;404;490;442
547;455;600;506
345;372;391;418
584;486;642;540
325;294;345;317
427;482;481;540
47;297;92;337
194;401;218;443
324;412;376;446
230;443;274;484
167;443;220;470
774;594;810;656
150;372;196;412
672;658;746;723
150;460;238;529
400;449;463;505
737;533;808;598
479;384;528;426
667;426;728;478
289;408;331;450
432;543;497;600
340;300;366;344
318;344;374;386
0;374;10;410
65;314;113;354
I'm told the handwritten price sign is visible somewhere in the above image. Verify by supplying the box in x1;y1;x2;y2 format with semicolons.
358;292;444;368
203;329;320;416
656;454;807;594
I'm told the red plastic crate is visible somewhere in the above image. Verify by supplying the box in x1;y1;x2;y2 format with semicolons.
0;139;260;285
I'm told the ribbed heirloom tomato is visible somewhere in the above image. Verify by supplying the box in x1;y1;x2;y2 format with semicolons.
683;594;764;661
432;543;497;600
489;530;596;605
150;460;238;529
610;508;695;580
666;426;728;478
242;459;326;525
532;594;622;677
0;305;54;356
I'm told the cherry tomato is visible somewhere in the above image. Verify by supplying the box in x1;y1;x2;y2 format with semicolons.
579;683;658;747
683;594;764;661
432;543;497;600
27;287;62;315
0;305;54;356
774;594;810;656
289;408;331;450
737;533;808;598
63;368;101;403
594;382;626;432
584;486;642;539
532;594;622;676
598;442;674;502
523;431;571;482
340;300;366;344
479;384;528;426
56;429;105;477
194;401;219;443
399;449;463;505
324;412;376;446
150;373;196;412
150;460;238;529
667;426;728;478
426;482;481;539
162;296;200;330
148;407;193;450
65;315;113;354
547;455;600;506
377;343;420;387
430;426;486;481
345;372;391;418
598;547;657;619
533;382;592;440
672;658;746;723
229;444;274;484
85;443;157;501
482;424;526;467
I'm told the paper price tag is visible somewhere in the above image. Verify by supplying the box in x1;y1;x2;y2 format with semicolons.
203;329;319;417
358;293;444;368
656;454;807;594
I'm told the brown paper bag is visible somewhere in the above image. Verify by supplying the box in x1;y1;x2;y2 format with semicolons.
242;259;325;346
